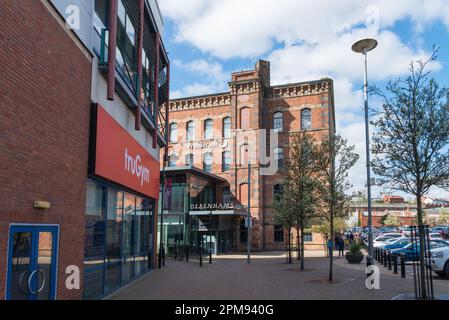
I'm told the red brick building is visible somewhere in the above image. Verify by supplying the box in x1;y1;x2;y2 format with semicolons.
1;0;169;300
164;60;335;251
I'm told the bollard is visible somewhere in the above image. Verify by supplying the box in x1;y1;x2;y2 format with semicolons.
393;254;398;274
174;245;177;260
199;246;203;268
400;254;406;278
186;246;189;262
375;248;378;261
388;252;392;270
380;249;383;264
162;248;165;266
383;250;388;267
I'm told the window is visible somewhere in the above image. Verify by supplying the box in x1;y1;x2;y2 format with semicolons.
223;117;231;138
274;148;284;169
167;155;176;167
274;225;284;242
301;108;312;130
169;123;178;142
203;153;213;172
240;219;248;243
185;153;194;166
204;119;213;140
223;187;231;204
273;184;283;202
273;112;283;132
240;107;251;130
222;151;231;172
187;121;195;141
303;232;313;242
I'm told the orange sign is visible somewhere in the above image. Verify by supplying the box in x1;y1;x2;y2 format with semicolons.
95;105;160;199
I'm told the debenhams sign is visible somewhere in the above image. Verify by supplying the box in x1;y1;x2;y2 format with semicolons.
190;203;235;210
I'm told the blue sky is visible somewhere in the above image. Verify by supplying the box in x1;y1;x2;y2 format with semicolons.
158;0;449;199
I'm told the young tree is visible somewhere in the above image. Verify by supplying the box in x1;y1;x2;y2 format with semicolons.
284;133;317;270
314;134;359;281
383;214;401;227
371;50;449;299
273;192;296;264
312;217;348;255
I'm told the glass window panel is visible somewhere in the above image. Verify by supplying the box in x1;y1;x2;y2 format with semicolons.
185;153;194;166
222;151;231;171
9;231;32;300
125;15;135;44
36;232;53;300
223;117;231;138
118;0;126;25
203;153;213;172
83;268;104;300
204;119;213;140
273;112;283;131
170;123;178;142
274;225;284;242
104;262;121;293
84;183;105;268
122;193;135;282
106;190;123;264
301;108;312;130
187;121;195;141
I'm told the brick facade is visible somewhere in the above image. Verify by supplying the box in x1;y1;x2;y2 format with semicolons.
0;0;92;299
165;60;335;251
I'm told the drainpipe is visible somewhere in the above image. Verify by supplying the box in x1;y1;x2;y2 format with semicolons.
107;0;118;101
153;32;160;149
135;0;145;130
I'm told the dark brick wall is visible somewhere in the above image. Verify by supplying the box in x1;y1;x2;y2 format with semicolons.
0;0;91;299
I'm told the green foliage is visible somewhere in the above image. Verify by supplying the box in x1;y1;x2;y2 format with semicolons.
348;242;363;255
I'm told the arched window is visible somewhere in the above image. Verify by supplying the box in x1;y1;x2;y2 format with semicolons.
240;107;251;130
185;153;194;166
169;123;178;142
273;184;283;202
222;151;231;172
223;117;231;138
274;148;284;169
203;152;213;172
204;119;213;140
301;108;312;130
186;120;195;141
273;112;283;132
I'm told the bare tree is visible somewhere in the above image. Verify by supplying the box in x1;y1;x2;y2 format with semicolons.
370;48;449;299
314;134;359;281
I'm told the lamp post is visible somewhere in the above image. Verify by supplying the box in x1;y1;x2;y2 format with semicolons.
351;38;378;267
246;147;251;264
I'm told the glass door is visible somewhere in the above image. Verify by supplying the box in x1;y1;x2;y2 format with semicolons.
6;225;59;300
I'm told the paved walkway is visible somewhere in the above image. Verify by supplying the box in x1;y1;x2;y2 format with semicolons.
106;251;449;300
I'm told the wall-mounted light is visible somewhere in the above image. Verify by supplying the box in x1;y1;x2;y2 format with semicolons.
33;201;51;209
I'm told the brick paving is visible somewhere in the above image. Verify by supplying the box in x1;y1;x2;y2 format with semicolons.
106;251;449;300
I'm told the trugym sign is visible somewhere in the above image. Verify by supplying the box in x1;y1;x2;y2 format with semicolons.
93;105;159;199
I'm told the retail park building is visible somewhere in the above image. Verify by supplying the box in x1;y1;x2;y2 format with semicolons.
161;60;336;256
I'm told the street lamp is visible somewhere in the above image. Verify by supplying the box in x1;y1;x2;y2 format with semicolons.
351;38;378;268
246;146;251;264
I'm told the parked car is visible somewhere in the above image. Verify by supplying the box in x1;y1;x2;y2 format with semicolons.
390;240;449;261
429;233;443;240
373;234;403;247
383;238;411;251
431;246;449;278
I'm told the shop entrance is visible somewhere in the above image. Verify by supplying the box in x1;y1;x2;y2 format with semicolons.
6;225;59;300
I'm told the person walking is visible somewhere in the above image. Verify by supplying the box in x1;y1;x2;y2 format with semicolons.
327;238;333;257
338;236;345;257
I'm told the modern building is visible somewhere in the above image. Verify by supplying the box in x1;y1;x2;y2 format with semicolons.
1;0;169;300
162;60;335;252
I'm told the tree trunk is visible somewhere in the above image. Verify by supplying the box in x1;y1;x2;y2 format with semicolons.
288;227;292;264
296;227;300;261
329;205;334;282
300;222;305;270
416;194;428;299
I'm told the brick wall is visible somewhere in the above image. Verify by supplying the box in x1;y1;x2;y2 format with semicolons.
0;0;91;299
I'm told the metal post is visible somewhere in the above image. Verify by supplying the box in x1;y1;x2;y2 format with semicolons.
383;250;387;268
400;254;406;278
107;0;118;101
363;48;374;267
209;210;212;264
388;252;392;270
393;254;398;274
247;161;251;264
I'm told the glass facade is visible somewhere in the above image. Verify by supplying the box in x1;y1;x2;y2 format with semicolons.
84;181;154;300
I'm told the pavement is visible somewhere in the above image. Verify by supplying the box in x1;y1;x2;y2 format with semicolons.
106;251;449;300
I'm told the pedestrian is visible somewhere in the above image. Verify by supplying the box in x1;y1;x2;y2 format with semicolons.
349;232;355;243
327;238;333;257
338;237;345;257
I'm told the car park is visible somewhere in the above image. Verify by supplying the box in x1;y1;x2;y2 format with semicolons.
383;238;411;251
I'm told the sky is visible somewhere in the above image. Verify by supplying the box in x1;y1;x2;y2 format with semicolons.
158;0;449;200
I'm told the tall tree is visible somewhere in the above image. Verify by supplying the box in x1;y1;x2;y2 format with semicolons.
370;49;449;299
314;134;359;281
284;133;317;270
